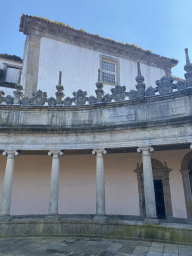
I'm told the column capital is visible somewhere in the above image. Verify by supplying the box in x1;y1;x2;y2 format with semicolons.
92;149;107;156
137;146;154;153
2;150;19;157
48;150;64;157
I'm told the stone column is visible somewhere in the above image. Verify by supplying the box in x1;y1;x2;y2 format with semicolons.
48;151;64;217
137;146;159;224
0;150;19;218
92;149;107;223
180;170;192;219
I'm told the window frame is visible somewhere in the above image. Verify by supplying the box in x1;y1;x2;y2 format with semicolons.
100;55;120;86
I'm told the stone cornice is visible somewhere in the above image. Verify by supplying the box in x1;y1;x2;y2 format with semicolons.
19;14;178;72
0;116;192;135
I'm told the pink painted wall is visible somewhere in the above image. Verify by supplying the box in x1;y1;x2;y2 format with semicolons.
0;150;189;218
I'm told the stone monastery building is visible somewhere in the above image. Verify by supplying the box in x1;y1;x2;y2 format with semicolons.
0;15;192;240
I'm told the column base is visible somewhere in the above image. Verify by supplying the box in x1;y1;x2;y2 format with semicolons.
144;217;159;225
0;215;11;222
166;216;174;223
46;214;59;221
186;218;192;224
93;215;108;223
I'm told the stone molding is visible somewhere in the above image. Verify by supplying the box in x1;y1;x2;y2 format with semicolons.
19;15;177;72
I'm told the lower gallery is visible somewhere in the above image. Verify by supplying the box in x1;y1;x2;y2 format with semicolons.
0;150;189;218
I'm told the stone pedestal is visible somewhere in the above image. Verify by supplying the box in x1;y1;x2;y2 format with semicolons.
47;151;64;217
0;151;19;218
92;149;107;223
180;169;192;219
137;147;159;224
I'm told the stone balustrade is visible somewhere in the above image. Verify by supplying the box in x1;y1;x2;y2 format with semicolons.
0;47;191;107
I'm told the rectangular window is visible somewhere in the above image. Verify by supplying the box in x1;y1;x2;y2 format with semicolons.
100;56;119;85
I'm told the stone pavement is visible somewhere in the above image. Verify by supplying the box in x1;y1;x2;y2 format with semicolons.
0;237;191;256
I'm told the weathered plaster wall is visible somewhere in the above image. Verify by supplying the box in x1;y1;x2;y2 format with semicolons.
0;150;187;218
37;37;165;98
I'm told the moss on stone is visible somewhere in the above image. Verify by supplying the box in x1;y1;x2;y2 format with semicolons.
172;229;192;244
30;15;148;52
123;225;138;239
0;54;22;62
92;33;100;37
139;226;155;240
171;58;179;63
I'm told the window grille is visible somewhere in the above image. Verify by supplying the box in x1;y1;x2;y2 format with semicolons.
101;59;117;84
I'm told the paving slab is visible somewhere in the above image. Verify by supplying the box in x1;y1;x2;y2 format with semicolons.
0;237;191;255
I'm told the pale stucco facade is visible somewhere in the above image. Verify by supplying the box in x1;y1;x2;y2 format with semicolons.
37;37;166;98
0;15;192;235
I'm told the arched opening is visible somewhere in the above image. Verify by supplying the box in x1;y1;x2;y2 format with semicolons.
180;151;192;219
188;159;192;194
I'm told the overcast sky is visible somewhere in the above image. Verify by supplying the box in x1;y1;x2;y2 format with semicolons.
1;0;192;80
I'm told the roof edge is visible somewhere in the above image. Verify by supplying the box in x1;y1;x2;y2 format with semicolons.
19;14;178;69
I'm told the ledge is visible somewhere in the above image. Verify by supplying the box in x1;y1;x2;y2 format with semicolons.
0;216;191;245
0;88;192;134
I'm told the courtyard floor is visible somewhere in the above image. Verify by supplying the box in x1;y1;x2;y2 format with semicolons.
0;236;191;256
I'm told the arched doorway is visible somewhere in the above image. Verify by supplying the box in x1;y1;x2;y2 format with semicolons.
188;159;192;194
180;151;192;219
134;159;173;219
